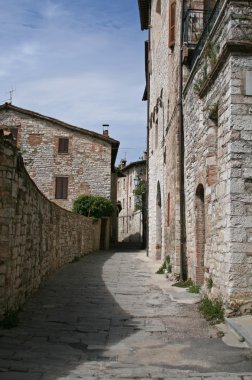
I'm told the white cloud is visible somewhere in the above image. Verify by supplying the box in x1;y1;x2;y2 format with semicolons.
0;0;148;164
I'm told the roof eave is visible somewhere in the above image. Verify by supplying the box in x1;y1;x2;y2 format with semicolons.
0;102;120;172
0;103;119;146
138;0;150;30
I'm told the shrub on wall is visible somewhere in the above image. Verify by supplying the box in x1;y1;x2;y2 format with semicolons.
73;195;114;219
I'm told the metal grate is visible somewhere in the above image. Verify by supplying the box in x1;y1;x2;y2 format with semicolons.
189;0;222;67
183;9;210;48
183;0;223;68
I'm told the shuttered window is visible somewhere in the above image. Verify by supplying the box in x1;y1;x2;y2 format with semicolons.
169;0;176;48
55;177;68;199
58;137;69;153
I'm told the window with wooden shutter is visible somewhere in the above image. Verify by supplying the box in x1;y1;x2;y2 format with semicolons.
55;177;68;199
169;0;176;48
58;137;69;154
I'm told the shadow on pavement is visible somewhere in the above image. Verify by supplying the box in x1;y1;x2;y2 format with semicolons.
0;250;140;379
1;247;252;379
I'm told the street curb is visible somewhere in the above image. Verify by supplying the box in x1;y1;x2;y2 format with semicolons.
225;316;252;347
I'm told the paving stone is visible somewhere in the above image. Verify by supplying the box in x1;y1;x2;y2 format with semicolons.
202;377;241;380
0;372;42;380
0;249;252;379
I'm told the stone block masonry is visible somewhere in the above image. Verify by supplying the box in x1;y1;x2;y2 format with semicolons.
0;104;119;213
0;134;101;317
183;1;252;313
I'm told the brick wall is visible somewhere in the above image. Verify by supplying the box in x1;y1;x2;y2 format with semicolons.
0;135;100;317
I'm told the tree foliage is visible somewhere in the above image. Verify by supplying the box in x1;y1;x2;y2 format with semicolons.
73;195;114;218
133;180;147;211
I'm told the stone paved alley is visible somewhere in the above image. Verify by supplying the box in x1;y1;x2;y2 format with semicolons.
1;248;252;380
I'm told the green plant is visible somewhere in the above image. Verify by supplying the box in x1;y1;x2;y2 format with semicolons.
194;64;208;94
156;256;170;274
217;330;225;338
133;180;147;211
207;103;219;123
0;309;19;329
73;195;114;219
194;77;205;94
167;264;172;273
188;282;201;294
172;279;193;288
198;296;224;324
207;277;213;290
205;40;218;67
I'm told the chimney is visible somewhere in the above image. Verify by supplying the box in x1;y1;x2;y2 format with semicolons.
102;124;109;137
120;158;127;169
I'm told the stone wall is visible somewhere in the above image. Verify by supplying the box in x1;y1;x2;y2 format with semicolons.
183;1;252;312
0;107;113;211
147;0;181;266
0;135;100;317
117;162;145;243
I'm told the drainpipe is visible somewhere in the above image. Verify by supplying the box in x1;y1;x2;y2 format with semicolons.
179;0;187;280
145;1;152;257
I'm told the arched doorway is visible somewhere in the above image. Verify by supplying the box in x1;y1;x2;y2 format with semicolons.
156;181;162;259
195;184;205;284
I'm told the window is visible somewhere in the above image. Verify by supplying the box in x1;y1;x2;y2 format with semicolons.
55;177;68;199
10;128;18;145
1;127;18;145
169;0;176;48
156;0;161;14
58;137;69;154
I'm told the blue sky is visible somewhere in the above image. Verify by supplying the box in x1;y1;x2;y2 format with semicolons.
0;0;147;164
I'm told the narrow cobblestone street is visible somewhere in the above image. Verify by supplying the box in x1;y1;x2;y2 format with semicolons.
1;247;252;380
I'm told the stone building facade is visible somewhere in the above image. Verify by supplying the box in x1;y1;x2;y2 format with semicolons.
117;159;146;244
139;0;252;313
138;0;184;274
0;133;100;317
0;103;119;211
0;103;119;246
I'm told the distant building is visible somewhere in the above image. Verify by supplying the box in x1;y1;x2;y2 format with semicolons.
0;103;120;244
117;158;146;245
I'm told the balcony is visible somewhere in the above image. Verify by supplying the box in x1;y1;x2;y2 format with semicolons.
183;9;210;48
183;0;222;68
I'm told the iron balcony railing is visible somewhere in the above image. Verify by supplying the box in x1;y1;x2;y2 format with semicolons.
183;9;211;48
183;0;223;68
